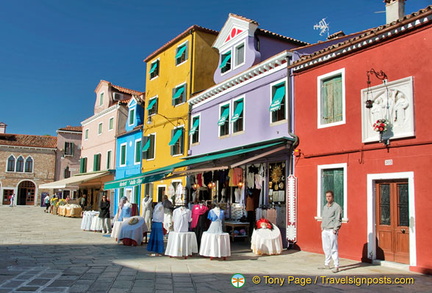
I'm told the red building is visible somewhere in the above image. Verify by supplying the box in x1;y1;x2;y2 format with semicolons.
291;4;432;274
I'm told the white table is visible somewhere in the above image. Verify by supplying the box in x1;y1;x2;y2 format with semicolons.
118;216;148;246
165;232;198;258
199;232;231;259
250;224;283;255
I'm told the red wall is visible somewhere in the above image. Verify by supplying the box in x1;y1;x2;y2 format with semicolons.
293;27;432;272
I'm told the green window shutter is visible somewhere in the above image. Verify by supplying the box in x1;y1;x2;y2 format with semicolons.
321;76;342;124
173;85;185;99
142;138;151;152
218;107;230;126
269;84;286;112
135;141;141;163
169;128;183;146
121;145;126;165
231;101;244;123
189;117;200;135
149;62;158;74
219;52;232;68
146;98;157;110
175;45;187;59
321;168;344;209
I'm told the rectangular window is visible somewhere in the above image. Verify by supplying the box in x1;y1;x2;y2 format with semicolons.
98;123;103;135
147;97;158;116
270;81;286;123
143;134;155;160
169;127;184;156
64;142;74;156
109;117;114;130
134;140;141;164
190;116;200;144
144;183;153;200
80;157;87;173
318;69;345;128
317;163;347;220
235;43;245;66
232;98;244;133
93;154;101;171
175;42;188;65
99;92;104;106
172;84;186;106
218;104;230;137
106;150;112;169
85;129;89;140
120;144;127;166
149;60;159;79
220;51;231;73
129;108;135;125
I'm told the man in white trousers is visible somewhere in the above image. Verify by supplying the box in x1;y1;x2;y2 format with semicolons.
320;190;342;273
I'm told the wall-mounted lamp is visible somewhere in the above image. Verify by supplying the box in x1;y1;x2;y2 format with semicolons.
365;68;388;109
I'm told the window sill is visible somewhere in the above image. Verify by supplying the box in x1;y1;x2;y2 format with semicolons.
315;216;349;223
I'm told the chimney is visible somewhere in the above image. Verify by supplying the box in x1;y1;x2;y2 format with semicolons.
0;122;6;134
385;0;406;24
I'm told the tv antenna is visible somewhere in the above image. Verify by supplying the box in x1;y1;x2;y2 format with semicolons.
314;18;330;37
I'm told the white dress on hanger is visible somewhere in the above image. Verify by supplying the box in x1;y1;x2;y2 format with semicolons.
142;196;153;231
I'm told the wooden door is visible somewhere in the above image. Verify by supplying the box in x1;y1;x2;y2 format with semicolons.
375;180;409;264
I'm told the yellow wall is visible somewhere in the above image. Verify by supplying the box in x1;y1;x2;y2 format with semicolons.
142;29;218;203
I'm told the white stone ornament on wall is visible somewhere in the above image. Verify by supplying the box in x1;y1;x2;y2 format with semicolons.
361;76;414;143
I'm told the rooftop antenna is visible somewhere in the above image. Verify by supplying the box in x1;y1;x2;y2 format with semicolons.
314;18;330;38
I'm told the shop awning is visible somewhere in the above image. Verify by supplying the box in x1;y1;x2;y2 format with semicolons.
231;101;244;123
218;108;229;126
269;85;286;112
168;128;183;146
173;86;185;99
146;98;157;110
189;118;200;135
175;45;187;59
219;52;231;68
39;171;111;189
104;169;170;190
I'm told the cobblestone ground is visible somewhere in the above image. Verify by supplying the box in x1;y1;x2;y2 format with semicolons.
0;206;431;292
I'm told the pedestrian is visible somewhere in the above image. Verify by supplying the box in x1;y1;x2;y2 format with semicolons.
9;193;15;207
80;194;87;210
99;195;112;234
44;194;51;213
147;202;164;256
319;190;342;273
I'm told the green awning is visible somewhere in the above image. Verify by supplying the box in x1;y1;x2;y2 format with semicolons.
175;45;187;59
189;118;200;135
218;108;229;126
173;86;185;99
104;170;170;190
149;62;158;74
269;85;286;112
219;52;231;68
231;101;244;123
146;99;157;110
168;128;183;146
142;139;151;152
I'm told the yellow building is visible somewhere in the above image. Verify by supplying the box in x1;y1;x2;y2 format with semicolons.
142;25;218;203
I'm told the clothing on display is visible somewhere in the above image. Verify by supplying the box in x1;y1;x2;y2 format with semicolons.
147;203;164;254
172;206;192;232
206;207;224;234
142;196;153;231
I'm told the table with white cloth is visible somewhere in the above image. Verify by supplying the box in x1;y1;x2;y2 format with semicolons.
111;221;123;240
199;232;231;259
250;224;283;255
118;216;148;246
81;211;100;231
165;232;198;258
90;215;103;232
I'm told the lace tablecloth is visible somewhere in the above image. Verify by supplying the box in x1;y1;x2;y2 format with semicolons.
165;232;198;257
199;232;231;258
118;216;148;245
250;224;283;255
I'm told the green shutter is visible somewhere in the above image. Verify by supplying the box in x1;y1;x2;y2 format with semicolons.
142;138;151;152
149;62;158;74
135;141;141;163
322;168;344;209
121;145;126;165
321;76;342;124
173;85;185;99
269;85;286;112
231;101;244;123
189;117;200;135
218;108;230;126
175;45;187;59
146;98;157;110
169;128;183;146
219;52;232;68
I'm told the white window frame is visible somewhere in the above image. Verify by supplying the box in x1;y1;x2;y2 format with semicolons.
231;96;245;134
99;92;104;106
106;150;112;169
172;82;187;107
315;163;348;222
218;102;231;138
119;143;127;167
190;114;201;145
148;96;158;117
143;133;156;161
149;59;160;80
175;40;188;66
98;122;103;135
108;117;114;131
269;78;288;125
134;139;142;165
6;155;16;172
85;129;89;140
220;49;232;75
24;156;34;173
234;41;246;68
317;68;346;129
171;126;185;157
128;108;135;126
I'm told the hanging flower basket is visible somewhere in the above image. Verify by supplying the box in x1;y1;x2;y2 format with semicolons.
373;119;389;133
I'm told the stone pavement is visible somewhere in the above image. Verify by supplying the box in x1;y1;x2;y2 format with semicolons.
0;206;431;293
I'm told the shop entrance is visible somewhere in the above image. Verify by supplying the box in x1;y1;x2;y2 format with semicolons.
17;181;35;205
375;180;409;264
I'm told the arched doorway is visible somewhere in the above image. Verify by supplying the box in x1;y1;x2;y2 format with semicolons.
17;181;36;205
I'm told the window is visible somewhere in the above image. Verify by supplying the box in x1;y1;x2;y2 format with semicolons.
175;42;188;65
134;140;141;164
64;142;74;156
109;117;114;130
98;123;103;135
107;150;112;169
147;97;158;116
99;92;104;106
120;143;127;166
190;116;200;144
235;43;245;66
317;163;347;220
270;81;286;123
218;104;230;137
318;69;345;128
143;134;155;160
172;84;186;106
144;183;153;200
85;129;89;140
220;51;231;73
25;157;33;172
7;155;15;172
149;60;159;79
232;98;244;133
119;188;124;198
169;127;184;156
129;108;135;125
80;157;87;173
64;166;71;178
93;154;101;171
16;156;24;172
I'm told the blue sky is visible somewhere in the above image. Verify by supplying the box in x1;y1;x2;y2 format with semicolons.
1;0;430;136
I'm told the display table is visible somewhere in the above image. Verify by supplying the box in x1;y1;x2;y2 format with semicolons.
199;232;231;259
165;232;198;258
224;221;250;242
118;216;148;246
250;224;283;255
81;211;99;230
57;204;82;218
